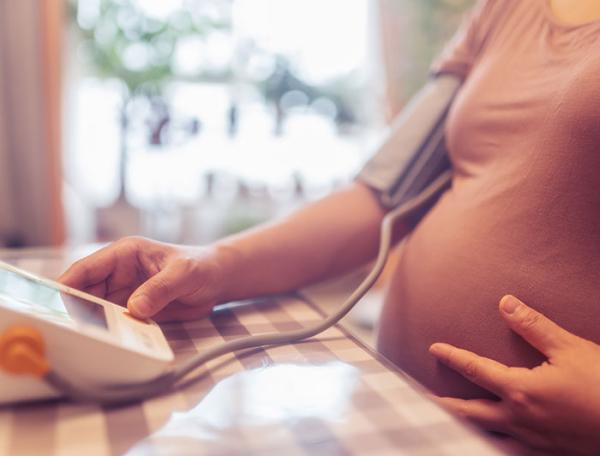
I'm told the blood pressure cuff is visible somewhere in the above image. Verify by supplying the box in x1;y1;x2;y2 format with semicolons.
356;74;462;224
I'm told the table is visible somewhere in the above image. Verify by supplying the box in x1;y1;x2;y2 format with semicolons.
0;248;507;455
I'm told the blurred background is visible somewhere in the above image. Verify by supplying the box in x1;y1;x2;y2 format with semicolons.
0;0;473;249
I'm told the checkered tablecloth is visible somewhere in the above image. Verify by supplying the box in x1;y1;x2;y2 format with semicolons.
0;250;507;456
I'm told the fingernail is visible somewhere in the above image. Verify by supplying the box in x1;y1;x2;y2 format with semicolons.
429;343;446;357
500;295;521;314
130;296;152;317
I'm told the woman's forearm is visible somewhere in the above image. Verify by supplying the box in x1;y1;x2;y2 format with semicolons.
213;181;404;302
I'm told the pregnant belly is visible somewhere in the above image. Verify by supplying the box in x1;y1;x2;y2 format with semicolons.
376;187;600;399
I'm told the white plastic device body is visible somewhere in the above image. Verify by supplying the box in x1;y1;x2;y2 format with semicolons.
0;260;173;404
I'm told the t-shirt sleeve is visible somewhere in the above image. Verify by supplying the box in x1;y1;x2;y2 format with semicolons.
430;0;501;79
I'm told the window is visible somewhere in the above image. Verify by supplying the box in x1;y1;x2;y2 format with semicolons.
63;0;470;243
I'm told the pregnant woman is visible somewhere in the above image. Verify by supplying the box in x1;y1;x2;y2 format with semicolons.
61;0;600;452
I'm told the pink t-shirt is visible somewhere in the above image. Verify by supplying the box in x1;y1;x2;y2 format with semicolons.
377;0;600;398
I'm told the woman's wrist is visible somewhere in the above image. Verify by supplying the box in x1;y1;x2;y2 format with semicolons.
208;240;245;304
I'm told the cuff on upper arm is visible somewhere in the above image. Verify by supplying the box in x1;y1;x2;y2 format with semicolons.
355;74;461;215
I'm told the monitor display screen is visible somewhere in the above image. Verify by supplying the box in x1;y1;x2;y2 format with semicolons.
0;268;108;329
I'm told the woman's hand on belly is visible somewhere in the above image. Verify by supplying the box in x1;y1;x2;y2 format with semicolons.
428;295;600;455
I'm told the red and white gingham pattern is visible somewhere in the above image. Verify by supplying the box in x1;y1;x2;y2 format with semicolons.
0;250;507;455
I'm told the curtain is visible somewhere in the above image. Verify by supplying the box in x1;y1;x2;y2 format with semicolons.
377;0;413;122
0;0;65;246
377;0;474;121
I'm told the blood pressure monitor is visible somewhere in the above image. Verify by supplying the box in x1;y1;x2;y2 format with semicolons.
0;170;452;405
0;260;173;404
0;75;456;405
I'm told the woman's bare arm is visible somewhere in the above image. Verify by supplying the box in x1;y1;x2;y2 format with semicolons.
59;181;409;319
213;181;403;302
